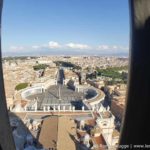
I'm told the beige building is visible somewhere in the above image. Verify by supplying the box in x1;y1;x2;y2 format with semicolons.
111;84;127;120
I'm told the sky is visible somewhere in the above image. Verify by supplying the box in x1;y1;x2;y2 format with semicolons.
2;0;129;56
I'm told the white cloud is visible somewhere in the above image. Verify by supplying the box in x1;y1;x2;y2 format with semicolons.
97;45;110;50
48;41;61;49
8;42;128;54
9;46;25;51
66;43;90;49
32;45;41;49
97;45;129;51
112;45;118;49
120;46;129;50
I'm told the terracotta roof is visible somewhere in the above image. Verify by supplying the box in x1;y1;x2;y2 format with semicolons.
77;130;86;138
38;116;76;150
112;129;120;138
92;135;106;150
86;119;96;127
38;116;58;149
57;116;76;150
100;111;112;119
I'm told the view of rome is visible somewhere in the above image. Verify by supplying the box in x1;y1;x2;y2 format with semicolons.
2;56;128;150
0;0;132;150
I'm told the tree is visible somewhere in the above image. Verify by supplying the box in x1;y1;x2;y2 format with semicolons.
33;64;49;70
15;83;28;91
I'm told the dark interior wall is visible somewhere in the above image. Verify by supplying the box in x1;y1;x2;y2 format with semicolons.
0;0;16;149
120;0;150;146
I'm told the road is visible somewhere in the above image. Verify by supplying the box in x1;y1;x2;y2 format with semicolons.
57;67;65;85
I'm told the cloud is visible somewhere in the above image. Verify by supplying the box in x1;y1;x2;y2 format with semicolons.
8;42;128;55
97;45;129;51
32;45;41;49
66;43;90;49
97;45;110;50
48;41;61;49
29;41;61;50
9;46;25;51
8;41;61;52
